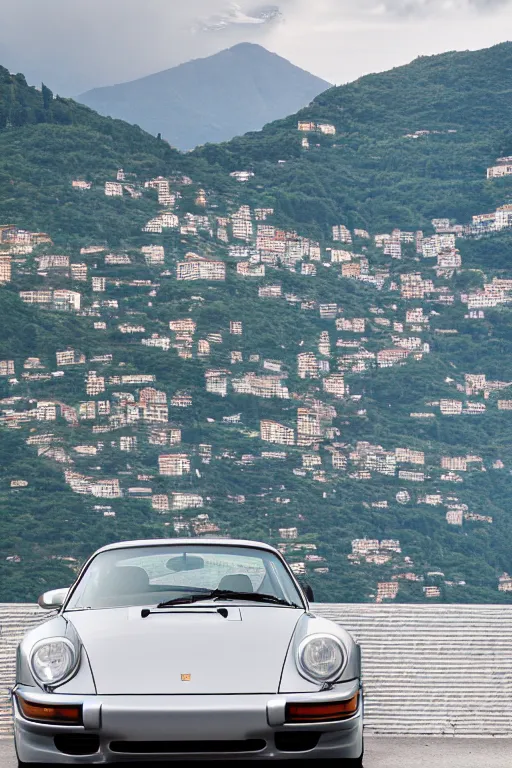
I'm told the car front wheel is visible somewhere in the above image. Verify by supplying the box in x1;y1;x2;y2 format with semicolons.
325;753;364;766
344;757;364;767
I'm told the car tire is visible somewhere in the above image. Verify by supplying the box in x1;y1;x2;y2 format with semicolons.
324;750;364;766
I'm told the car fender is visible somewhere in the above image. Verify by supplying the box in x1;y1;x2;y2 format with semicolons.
16;614;96;694
279;612;360;693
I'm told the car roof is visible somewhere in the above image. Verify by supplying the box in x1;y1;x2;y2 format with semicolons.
93;538;281;557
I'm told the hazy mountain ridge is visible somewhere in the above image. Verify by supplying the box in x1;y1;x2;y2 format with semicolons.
78;44;331;151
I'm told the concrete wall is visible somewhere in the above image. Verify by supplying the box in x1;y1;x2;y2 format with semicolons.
1;603;511;737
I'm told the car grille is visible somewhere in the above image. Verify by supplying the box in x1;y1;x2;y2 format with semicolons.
109;739;267;754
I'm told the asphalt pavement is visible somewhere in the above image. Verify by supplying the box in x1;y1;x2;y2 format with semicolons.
2;737;511;767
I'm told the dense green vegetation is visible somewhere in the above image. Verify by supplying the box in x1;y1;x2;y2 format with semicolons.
1;46;512;604
192;42;512;234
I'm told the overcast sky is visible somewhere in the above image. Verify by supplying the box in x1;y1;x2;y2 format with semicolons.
1;1;512;96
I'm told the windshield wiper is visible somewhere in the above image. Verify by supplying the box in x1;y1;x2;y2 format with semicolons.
156;589;300;609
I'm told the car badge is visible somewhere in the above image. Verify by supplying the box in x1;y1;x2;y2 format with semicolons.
181;673;191;682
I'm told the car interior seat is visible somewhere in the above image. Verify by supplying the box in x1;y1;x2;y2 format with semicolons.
217;573;254;593
102;565;150;595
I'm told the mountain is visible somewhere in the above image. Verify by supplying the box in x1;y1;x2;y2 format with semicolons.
1;45;512;606
78;44;330;151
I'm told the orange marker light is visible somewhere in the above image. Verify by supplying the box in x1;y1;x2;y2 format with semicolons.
16;695;83;725
285;693;359;723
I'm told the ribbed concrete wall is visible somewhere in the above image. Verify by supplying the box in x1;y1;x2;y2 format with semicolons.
0;604;51;737
1;603;511;737
316;604;512;736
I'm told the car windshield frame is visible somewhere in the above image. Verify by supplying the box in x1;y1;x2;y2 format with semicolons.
63;543;306;612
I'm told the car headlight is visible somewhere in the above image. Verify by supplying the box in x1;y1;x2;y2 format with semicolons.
30;638;79;686
297;634;346;682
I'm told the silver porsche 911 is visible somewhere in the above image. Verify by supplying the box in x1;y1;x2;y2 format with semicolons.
13;538;364;764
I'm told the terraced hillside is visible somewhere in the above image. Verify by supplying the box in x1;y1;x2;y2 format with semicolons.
1;46;512;604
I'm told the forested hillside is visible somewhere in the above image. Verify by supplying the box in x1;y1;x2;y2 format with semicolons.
1;45;512;605
192;43;512;233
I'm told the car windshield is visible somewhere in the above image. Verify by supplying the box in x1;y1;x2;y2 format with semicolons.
65;544;304;611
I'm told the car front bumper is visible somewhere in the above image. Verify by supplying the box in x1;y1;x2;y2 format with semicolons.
13;680;363;763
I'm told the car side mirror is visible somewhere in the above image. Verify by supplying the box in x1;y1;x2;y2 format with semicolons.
302;583;315;603
37;588;69;610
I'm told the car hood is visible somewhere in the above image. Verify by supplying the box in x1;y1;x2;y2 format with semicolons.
67;605;303;695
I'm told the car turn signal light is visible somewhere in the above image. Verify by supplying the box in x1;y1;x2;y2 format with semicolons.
285;693;359;723
16;694;83;725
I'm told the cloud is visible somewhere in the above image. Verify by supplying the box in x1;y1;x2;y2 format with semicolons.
276;0;512;21
364;0;512;17
0;0;511;96
0;1;282;94
198;3;283;31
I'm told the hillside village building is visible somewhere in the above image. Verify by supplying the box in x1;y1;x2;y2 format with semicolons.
487;157;512;179
298;122;336;135
0;255;12;283
149;427;181;446
143;219;163;234
376;582;399;602
142;403;169;423
337;317;365;333
260;420;295;445
70;263;88;281
440;399;463;415
232;374;289;399
205;370;228;397
400;274;435;299
0;360;15;376
172;492;204;510
72;180;92;190
152;495;169;512
237;262;265;277
232;206;253;241
297;353;319;379
323;374;345;399
171;391;192;408
377;348;409;368
441;456;467;471
230;171;254;183
498;573;512;592
177;255;226;281
259;284;282;298
332;225;352;244
395;448;425;465
92;277;106;292
91;479;122;498
142;245;165;265
105;182;123;197
255;208;274;221
158;454;191;476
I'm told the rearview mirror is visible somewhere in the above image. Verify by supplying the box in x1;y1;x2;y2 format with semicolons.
37;588;70;610
166;554;204;572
